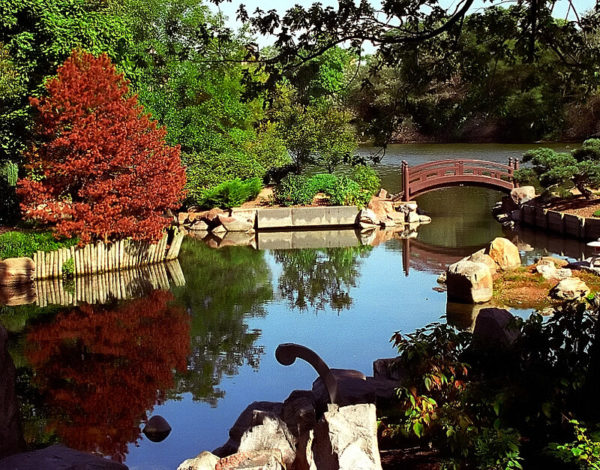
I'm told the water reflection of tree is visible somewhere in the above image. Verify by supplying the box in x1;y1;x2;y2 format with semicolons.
273;246;372;312
172;240;273;406
24;291;190;462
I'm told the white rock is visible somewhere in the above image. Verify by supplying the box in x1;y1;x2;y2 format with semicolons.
446;260;493;303
177;451;220;470
312;404;381;470
550;278;590;300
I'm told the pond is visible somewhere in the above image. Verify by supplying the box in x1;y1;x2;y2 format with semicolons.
0;143;590;470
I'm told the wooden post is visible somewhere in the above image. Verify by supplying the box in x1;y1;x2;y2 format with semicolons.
402;160;410;202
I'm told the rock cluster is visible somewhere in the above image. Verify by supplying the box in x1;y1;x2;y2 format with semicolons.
445;237;593;305
178;209;255;235
359;190;430;229
492;186;536;228
446;237;521;303
177;361;402;470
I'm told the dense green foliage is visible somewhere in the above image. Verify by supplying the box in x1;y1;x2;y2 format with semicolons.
0;231;78;259
197;177;262;209
382;300;600;468
112;0;290;203
516;139;600;198
274;169;380;207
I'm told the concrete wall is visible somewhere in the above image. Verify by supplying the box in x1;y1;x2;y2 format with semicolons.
256;206;360;230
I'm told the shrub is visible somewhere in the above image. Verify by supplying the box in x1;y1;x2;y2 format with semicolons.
306;173;339;195
351;165;381;196
0;231;78;259
329;176;373;207
548;420;600;469
17;51;186;244
274;174;317;206
198;178;262;209
62;257;75;278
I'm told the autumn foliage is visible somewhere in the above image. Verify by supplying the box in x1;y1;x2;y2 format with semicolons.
25;291;190;461
17;50;186;244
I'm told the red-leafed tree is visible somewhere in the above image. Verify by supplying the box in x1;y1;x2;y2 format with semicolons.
17;50;186;244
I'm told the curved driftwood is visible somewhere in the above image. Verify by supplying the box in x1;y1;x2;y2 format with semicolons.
275;343;339;405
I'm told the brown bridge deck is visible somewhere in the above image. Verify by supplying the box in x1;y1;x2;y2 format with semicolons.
401;158;519;201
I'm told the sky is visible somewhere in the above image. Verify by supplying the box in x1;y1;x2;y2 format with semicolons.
213;0;598;47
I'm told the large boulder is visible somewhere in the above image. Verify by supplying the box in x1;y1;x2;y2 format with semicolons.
282;391;317;439
312;403;382;470
510;186;536;205
550;278;590;300
357;209;380;228
467;249;497;275
367;197;404;226
213;402;282;457
471;308;520;350
217;214;255;233
0;326;25;459
446;260;493;303
0;258;35;286
0;445;127;470
485;238;521;270
237;416;296;468
178;452;220;470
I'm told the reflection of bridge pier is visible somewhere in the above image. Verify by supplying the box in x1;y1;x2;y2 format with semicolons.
401;238;487;276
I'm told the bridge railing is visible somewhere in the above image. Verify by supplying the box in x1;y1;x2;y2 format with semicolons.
401;158;519;201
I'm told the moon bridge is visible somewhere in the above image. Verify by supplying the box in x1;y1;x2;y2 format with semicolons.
401;158;519;201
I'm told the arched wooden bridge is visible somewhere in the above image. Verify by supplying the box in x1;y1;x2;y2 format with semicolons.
401;158;519;201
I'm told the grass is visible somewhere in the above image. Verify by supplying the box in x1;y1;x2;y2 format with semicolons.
0;231;78;259
492;264;600;310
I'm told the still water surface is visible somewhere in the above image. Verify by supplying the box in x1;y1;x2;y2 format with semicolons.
0;143;588;469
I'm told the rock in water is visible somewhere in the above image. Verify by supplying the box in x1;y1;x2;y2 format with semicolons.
143;415;171;442
550;278;590;300
446;260;493;303
486;238;521;270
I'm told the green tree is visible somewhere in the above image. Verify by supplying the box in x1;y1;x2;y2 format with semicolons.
115;0;289;203
516;139;600;199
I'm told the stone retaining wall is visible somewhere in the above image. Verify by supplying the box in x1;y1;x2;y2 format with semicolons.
255;206;360;230
520;204;600;240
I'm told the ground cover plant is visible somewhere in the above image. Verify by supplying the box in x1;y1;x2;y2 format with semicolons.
17;51;186;244
380;298;600;468
0;231;78;260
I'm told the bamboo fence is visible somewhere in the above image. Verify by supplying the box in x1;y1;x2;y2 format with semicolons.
32;228;185;280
